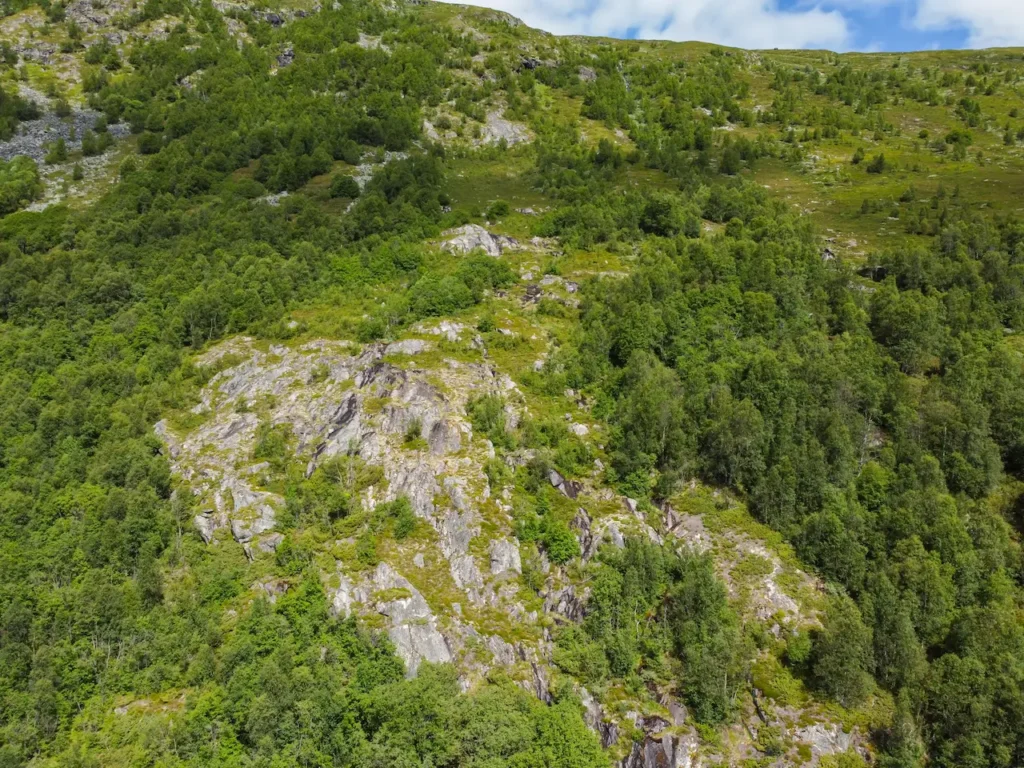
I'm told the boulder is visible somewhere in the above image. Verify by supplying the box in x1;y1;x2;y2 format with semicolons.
480;110;531;146
193;512;223;543
385;338;432;356
276;46;294;67
549;468;583;500
256;532;284;553
442;224;519;256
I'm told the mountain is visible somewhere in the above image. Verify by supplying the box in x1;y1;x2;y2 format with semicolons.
0;2;1023;767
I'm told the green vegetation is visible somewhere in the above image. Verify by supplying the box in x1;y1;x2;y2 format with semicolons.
0;0;1024;765
0;155;41;213
0;84;38;141
555;539;743;725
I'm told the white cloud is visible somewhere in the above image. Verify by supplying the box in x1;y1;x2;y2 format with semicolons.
914;0;1024;47
450;0;851;50
446;0;1024;50
805;0;1024;47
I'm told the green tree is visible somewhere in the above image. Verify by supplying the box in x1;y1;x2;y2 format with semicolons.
812;595;874;707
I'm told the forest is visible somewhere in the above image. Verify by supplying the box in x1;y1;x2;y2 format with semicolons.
0;0;1022;766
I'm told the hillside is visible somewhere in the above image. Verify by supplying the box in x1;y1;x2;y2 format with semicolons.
0;2;1023;768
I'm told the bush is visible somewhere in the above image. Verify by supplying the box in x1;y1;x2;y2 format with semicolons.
329;173;361;199
81;129;100;157
253;422;294;472
373;497;417;540
137;131;162;154
409;274;474;317
467;394;512;448
82;66;109;93
542;519;580;564
44;138;67;164
0;156;43;214
486;199;510;219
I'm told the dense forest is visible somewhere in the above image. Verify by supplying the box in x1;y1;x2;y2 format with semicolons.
0;0;1022;766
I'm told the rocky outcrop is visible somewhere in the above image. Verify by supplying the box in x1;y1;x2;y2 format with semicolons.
621;730;699;768
489;538;522;579
543;584;587;622
415;319;468;342
157;335;532;670
793;723;856;760
369;563;453;677
158;334;850;763
580;688;619;748
386;338;432;356
441;224;519;256
480;109;531;146
275;46;295;67
352;150;408;188
548;468;582;499
571;508;596;560
664;494;817;632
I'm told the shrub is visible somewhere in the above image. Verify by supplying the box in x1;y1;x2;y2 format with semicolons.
486;199;510;219
0;156;43;213
329;173;361;199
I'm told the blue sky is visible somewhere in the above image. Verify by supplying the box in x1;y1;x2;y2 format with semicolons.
452;0;1024;52
779;0;968;51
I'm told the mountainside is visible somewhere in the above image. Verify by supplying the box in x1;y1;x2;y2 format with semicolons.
1;2;1023;768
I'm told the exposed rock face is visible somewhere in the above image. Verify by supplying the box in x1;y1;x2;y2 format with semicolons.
489;538;522;579
666;499;816;632
357;32;384;49
157;337;525;605
548;468;582;499
543;584;587;622
329;570;356;618
369;563;452;676
441;224;519;256
386;338;432;356
480;109;531;146
353;150;408;188
572;508;596;560
793;723;856;760
423;118;458;143
254;577;289;604
580;688;619;748
621;730;699;768
158;334;855;763
415;319;468;341
666;508;712;552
